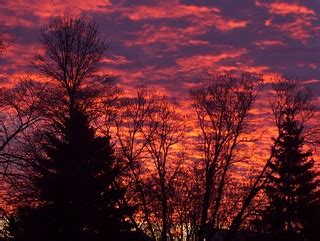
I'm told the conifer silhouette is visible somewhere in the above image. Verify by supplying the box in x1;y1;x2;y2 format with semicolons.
5;16;136;241
7;107;134;241
260;107;320;239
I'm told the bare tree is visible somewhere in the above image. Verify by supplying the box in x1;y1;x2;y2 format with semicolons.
113;87;159;171
0;80;45;234
142;96;185;241
0;13;112;198
109;88;187;240
104;87;160;239
1;15;139;241
0;33;35;176
32;15;110;122
0;80;44;177
171;152;202;241
189;73;261;240
271;78;316;138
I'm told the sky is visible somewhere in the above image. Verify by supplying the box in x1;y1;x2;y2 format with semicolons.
0;0;320;99
1;0;320;223
0;0;320;210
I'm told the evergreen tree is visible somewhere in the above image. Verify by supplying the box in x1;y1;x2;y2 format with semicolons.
5;16;138;241
7;107;134;241
261;107;320;238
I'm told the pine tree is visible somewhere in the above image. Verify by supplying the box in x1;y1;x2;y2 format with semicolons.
5;16;137;241
7;107;134;241
261;108;320;238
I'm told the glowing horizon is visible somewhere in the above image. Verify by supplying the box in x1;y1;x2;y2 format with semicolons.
0;0;319;162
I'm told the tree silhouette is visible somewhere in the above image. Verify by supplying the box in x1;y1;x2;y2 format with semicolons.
261;112;319;235
4;16;136;241
110;87;186;240
189;73;262;240
7;108;134;241
1;80;44;177
257;80;320;239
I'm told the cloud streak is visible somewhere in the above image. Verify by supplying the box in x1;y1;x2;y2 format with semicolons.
0;0;319;96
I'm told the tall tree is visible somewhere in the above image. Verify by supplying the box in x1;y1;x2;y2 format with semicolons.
189;73;261;240
5;16;135;241
7;108;133;241
142;96;185;241
109;87;160;240
258;80;320;238
32;15;110;120
111;88;186;240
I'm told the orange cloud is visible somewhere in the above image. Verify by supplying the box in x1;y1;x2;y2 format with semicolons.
122;4;220;21
267;2;315;16
101;55;133;65
123;25;199;47
255;39;286;48
302;79;320;85
6;0;110;16
218;65;270;74
123;23;214;49
176;49;247;71
218;19;248;31
256;1;315;16
1;0;111;27
109;3;248;44
257;1;318;43
175;50;275;81
273;17;316;43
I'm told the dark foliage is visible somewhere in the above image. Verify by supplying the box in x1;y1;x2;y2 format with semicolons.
257;108;320;238
3;16;136;241
6;108;135;241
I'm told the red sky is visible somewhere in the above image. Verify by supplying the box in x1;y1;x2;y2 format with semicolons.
0;1;320;213
0;0;319;156
0;0;320;93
